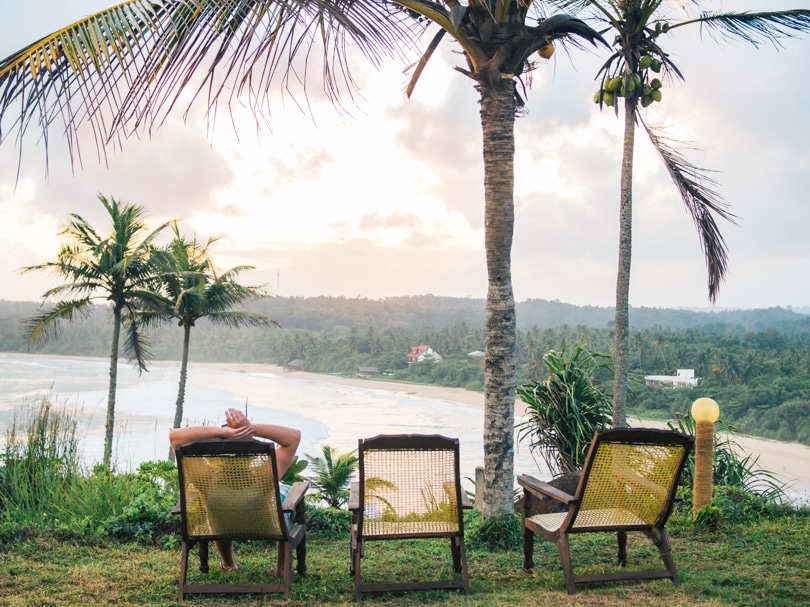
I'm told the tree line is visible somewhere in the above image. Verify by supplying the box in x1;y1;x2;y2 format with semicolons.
3;295;810;446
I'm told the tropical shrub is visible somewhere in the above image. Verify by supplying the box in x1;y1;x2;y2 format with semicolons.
305;445;358;508
516;344;613;475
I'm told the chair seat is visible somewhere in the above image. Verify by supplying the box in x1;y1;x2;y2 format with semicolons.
362;520;460;537
529;508;647;533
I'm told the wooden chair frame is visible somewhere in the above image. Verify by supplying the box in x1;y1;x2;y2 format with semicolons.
349;434;472;600
175;438;308;602
518;428;694;594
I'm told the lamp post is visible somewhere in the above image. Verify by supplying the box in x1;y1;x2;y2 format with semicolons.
691;397;720;517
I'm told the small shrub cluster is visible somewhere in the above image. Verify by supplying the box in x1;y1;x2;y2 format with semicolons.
306;503;352;538
465;509;522;550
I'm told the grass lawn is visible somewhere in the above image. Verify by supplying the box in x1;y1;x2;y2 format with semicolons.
2;509;808;607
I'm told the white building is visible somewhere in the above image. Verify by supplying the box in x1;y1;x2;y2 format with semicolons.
644;369;698;388
407;345;443;364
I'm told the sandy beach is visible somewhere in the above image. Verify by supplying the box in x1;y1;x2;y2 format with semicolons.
205;361;810;501
6;353;810;502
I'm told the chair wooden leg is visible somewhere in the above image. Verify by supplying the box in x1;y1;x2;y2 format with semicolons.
557;534;577;595
451;537;461;573
295;500;308;575
179;541;190;603
282;543;293;595
522;526;535;571
350;523;358;576
617;530;628;568
276;540;285;578
650;527;679;584
353;538;363;601
457;537;471;595
296;535;307;576
197;540;209;573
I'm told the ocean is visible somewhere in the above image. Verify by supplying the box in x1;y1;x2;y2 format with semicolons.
0;353;549;489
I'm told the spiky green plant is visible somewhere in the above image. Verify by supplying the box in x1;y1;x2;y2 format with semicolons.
517;343;613;476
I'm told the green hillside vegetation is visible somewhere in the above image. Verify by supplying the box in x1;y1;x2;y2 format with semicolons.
2;297;810;445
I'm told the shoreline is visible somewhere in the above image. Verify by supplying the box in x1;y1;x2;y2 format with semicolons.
7;353;810;497
204;360;810;495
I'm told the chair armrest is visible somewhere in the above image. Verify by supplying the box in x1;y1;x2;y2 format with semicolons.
461;491;473;510
282;481;310;513
348;482;360;512
517;474;577;504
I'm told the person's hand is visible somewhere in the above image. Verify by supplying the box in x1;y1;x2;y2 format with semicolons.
225;408;251;430
221;424;254;440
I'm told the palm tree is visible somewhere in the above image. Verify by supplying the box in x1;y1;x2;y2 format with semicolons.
552;0;810;427
305;444;359;509
0;1;606;519
22;194;170;467
152;225;275;451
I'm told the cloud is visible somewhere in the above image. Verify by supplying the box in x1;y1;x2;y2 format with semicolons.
250;239;487;299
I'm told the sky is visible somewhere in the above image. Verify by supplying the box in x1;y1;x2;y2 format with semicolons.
1;0;808;310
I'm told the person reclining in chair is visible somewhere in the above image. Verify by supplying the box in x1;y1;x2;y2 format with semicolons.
169;408;301;571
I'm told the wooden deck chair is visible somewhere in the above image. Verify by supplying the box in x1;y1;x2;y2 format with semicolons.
349;434;472;600
518;428;694;594
175;438;308;602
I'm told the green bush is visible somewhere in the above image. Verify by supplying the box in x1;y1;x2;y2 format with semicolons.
98;461;178;541
465;509;522;550
306;503;351;538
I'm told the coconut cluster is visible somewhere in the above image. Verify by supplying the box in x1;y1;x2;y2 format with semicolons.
593;54;663;108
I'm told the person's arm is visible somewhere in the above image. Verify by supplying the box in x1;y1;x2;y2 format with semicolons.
225;408;301;477
169;423;254;452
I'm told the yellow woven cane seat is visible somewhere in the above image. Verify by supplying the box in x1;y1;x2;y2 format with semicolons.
574;441;683;529
182;453;284;539
361;448;460;538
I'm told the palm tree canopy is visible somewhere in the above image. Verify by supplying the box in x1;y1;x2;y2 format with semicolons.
399;1;607;98
558;0;810;301
147;224;276;330
0;0;418;164
23;193;171;369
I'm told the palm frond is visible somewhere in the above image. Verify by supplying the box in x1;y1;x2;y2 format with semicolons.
691;10;810;48
25;298;95;344
122;305;151;373
0;0;418;164
404;28;445;99
641;119;738;303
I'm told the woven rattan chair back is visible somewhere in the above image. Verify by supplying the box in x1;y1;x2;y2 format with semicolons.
178;442;286;541
518;428;693;594
571;432;689;531
350;434;471;599
358;436;462;539
175;439;308;602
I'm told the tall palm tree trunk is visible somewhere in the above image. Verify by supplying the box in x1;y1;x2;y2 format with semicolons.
479;81;517;518
174;324;192;429
170;323;193;460
104;305;122;467
612;96;636;429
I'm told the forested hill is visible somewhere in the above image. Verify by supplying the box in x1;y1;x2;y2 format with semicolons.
3;296;810;445
2;296;810;339
251;296;810;333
